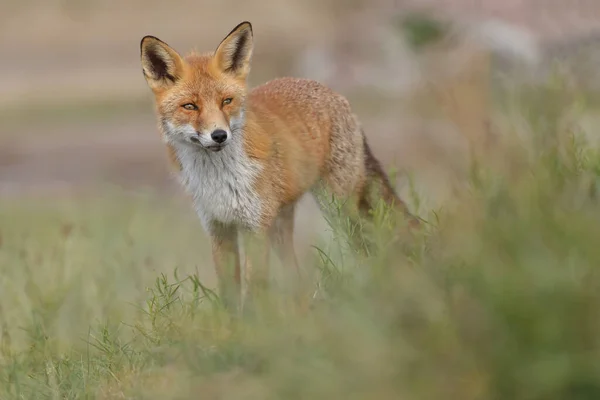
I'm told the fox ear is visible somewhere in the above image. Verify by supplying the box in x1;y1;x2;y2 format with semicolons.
213;21;253;80
140;36;184;91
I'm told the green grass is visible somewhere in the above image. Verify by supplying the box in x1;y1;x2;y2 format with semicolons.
3;77;600;399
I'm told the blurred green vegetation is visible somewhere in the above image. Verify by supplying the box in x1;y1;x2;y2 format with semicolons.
2;74;600;399
397;12;448;51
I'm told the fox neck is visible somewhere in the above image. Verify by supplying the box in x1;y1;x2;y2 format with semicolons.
167;114;264;232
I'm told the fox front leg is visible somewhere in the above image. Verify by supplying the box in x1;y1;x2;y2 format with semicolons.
210;223;242;312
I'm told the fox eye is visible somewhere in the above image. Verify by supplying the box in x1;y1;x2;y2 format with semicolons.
222;98;233;106
182;103;198;110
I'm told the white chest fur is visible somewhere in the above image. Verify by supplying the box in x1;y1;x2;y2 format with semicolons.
174;140;264;232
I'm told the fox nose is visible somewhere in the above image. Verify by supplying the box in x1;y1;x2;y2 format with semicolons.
210;129;228;144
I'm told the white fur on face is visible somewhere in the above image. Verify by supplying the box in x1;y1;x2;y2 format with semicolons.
163;112;264;233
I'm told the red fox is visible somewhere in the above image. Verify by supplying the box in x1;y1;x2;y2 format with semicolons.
140;21;419;308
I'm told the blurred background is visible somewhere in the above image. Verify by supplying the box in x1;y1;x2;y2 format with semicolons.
4;2;600;397
2;0;600;263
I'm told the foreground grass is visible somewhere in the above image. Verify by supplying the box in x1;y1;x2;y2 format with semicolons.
2;79;600;399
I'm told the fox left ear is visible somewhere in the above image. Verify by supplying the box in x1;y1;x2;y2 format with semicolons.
213;21;254;80
140;36;185;91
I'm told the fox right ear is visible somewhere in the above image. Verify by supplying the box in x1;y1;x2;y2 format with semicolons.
213;21;254;80
140;36;184;91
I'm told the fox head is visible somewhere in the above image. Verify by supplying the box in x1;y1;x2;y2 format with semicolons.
140;22;253;152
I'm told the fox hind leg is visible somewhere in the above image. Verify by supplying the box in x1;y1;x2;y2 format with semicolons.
313;117;419;255
311;116;371;253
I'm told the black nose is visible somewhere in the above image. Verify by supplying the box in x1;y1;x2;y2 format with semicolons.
211;129;228;144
